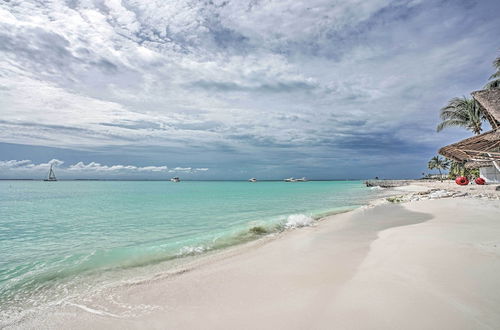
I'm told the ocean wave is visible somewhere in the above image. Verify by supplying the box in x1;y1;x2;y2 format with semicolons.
176;245;209;256
284;214;314;229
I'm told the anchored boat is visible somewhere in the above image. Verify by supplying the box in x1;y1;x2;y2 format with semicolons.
284;177;307;182
44;164;57;181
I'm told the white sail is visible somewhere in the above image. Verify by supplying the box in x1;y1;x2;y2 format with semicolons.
45;164;57;181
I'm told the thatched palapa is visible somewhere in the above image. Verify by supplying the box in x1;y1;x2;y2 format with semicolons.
438;88;500;163
464;161;493;169
438;129;500;162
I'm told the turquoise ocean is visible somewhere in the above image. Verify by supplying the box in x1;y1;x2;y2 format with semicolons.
0;180;384;320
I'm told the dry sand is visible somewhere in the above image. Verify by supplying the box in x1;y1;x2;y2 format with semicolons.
16;197;500;330
400;180;500;196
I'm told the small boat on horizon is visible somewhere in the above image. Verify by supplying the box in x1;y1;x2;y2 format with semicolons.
43;164;57;182
284;177;307;182
170;177;180;182
248;178;257;182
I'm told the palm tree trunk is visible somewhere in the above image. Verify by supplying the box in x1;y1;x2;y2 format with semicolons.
438;169;442;182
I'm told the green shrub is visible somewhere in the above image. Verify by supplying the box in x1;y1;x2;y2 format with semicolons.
387;196;403;203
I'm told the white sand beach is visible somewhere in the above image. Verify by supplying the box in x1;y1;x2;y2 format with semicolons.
17;191;500;330
3;0;500;328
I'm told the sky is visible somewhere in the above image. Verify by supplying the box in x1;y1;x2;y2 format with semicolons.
0;0;499;180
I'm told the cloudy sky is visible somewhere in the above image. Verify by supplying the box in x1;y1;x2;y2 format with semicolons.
0;0;499;180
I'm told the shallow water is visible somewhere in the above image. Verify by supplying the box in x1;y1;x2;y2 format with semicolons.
0;180;380;319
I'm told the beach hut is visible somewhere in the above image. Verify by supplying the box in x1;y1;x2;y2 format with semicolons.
438;89;500;183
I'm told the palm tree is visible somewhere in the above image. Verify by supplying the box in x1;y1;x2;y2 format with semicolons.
436;97;484;135
448;159;479;180
485;56;500;89
428;156;449;181
448;160;465;179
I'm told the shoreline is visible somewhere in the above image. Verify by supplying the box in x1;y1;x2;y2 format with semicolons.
6;182;500;329
0;182;379;327
1;202;370;325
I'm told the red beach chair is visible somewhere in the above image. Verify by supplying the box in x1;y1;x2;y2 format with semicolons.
455;176;469;185
474;177;486;185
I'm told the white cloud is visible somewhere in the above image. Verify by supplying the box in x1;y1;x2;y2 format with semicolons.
169;167;192;173
215;0;390;50
0;159;63;171
48;159;65;166
1;0;394;152
0;0;498;179
0;159;208;176
0;159;33;168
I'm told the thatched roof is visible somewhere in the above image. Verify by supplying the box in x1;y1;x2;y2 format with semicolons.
438;88;499;166
472;89;500;129
438;128;500;162
464;160;493;169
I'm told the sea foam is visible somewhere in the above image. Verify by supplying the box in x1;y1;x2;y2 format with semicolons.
284;214;314;229
177;245;208;256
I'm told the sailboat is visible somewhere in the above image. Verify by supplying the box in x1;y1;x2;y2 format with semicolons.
44;164;57;181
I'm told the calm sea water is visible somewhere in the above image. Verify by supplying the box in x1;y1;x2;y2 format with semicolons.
0;180;381;318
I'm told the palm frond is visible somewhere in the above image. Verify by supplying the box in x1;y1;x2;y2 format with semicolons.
485;56;500;89
493;56;500;69
485;79;500;90
427;156;449;171
436;96;484;134
489;71;500;80
436;119;468;132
